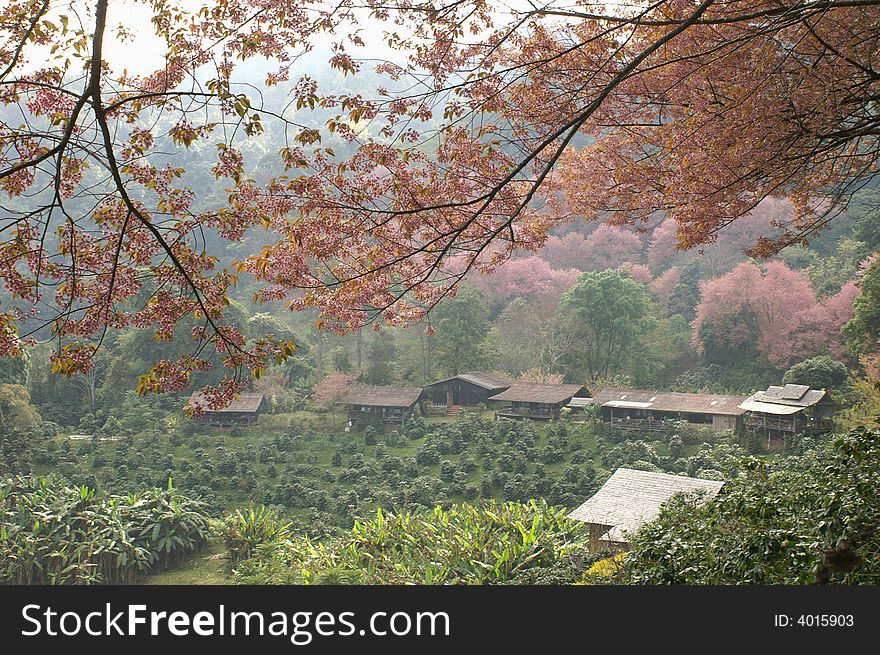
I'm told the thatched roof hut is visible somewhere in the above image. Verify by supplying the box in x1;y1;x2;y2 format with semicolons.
568;468;725;549
738;383;836;442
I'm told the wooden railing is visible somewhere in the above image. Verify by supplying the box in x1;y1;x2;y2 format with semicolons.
497;407;557;419
348;408;409;424
743;414;834;435
426;403;448;416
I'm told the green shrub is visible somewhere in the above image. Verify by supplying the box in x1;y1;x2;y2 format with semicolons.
0;476;210;584
222;506;293;565
620;427;880;584
230;500;590;585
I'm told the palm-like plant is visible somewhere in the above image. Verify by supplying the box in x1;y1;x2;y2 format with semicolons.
231;500;590;585
222;506;293;565
0;475;211;584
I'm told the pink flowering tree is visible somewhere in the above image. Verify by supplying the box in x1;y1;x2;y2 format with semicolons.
647;198;790;274
650;267;681;311
312;370;355;427
582;225;645;272
1;0;878;406
619;263;653;286
467;256;579;311
693;262;859;368
539;227;644;273
539;232;590;271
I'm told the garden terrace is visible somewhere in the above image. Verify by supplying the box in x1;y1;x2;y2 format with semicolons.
489;384;590;420
338;385;424;426
567;468;725;551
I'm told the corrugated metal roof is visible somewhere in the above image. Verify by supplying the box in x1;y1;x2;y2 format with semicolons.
487;383;588;404
589;389;639;405
567;468;725;543
749;385;831;408
591;388;747;416
338;385;423;407
760;385;783;399
781;383;810;400
187;391;264;414
458;372;512;389
604;400;654;409
425;371;512;391
568;397;594;408
738;399;803;415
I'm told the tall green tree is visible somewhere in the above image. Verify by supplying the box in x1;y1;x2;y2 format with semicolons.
632;314;698;387
697;307;761;367
783;356;849;391
363;331;397;385
429;286;491;377
0;384;41;432
395;326;436;386
666;260;703;321
26;345;89;426
844;258;880;358
558;269;656;381
850;189;880;255
806;238;866;296
0;353;27;385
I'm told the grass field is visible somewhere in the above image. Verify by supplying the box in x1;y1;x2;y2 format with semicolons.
141;541;230;585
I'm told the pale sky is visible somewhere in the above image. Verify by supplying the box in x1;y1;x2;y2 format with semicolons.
27;0;612;78
32;0;402;77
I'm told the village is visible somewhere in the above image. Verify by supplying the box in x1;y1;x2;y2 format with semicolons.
187;372;839;554
191;372;836;443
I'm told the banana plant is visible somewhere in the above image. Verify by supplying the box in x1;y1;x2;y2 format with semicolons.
0;474;211;584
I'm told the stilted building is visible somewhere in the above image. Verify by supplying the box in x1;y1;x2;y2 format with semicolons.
589;388;747;434
423;371;511;414
739;384;835;444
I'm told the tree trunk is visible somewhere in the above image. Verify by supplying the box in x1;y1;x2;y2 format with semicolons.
316;328;324;379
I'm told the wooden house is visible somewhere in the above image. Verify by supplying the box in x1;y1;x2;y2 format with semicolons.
567;468;725;551
337;385;424;426
423;371;511;411
592;388;747;433
187;391;265;427
739;384;835;443
488;383;590;420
